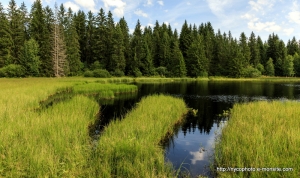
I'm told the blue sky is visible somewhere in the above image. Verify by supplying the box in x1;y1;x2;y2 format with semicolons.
5;0;300;43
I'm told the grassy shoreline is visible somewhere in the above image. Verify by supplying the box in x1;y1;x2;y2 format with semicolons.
214;101;300;177
92;94;188;177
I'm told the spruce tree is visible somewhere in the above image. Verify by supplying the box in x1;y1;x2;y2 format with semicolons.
186;34;208;77
179;20;192;59
94;8;107;67
257;36;266;65
239;32;251;67
129;20;143;76
29;0;53;76
170;40;186;77
249;31;260;66
73;10;86;63
8;0;25;63
119;17;130;74
0;3;13;67
110;24;126;75
65;8;82;76
86;11;96;65
19;38;40;76
152;21;161;67
287;37;300;55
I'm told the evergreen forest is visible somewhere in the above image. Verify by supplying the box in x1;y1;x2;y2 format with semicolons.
1;0;300;78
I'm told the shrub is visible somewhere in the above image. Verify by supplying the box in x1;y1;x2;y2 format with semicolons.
90;61;103;70
93;69;111;78
84;70;94;77
241;66;261;78
111;69;125;77
155;66;167;77
0;64;25;77
133;68;142;77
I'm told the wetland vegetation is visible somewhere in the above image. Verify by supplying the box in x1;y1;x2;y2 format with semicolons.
214;101;300;178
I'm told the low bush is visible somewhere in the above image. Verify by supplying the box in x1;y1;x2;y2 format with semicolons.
241;66;262;78
93;69;111;78
0;64;25;77
83;70;94;77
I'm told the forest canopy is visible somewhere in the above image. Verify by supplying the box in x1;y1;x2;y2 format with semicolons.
1;0;300;78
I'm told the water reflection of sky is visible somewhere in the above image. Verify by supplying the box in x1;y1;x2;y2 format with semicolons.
165;123;225;177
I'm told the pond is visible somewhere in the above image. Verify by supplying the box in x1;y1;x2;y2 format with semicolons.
96;81;300;177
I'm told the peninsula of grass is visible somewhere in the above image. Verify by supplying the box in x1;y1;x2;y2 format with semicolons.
73;83;138;99
0;95;99;177
214;101;300;178
92;94;188;177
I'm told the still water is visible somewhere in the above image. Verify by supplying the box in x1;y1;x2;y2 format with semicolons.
97;81;300;177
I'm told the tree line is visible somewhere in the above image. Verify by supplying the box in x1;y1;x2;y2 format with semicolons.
1;0;300;78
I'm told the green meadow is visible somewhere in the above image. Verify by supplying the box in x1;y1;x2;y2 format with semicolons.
215;101;300;178
0;77;188;177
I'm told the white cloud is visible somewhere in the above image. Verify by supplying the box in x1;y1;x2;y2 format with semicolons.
75;0;96;12
144;0;153;6
102;0;126;17
249;0;274;12
134;9;148;17
248;20;281;32
157;1;164;6
206;0;235;17
288;11;300;24
283;28;294;36
64;1;80;12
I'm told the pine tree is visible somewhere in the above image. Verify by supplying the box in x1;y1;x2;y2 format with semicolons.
0;3;13;67
186;34;208;77
52;3;68;77
19;38;40;76
65;8;82;76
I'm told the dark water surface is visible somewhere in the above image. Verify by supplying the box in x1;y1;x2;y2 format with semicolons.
97;81;300;177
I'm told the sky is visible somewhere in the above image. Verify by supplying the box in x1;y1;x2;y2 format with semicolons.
5;0;300;43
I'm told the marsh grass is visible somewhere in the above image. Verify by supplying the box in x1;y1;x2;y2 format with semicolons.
73;83;138;99
214;101;300;177
209;76;300;82
92;94;188;177
0;95;99;177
